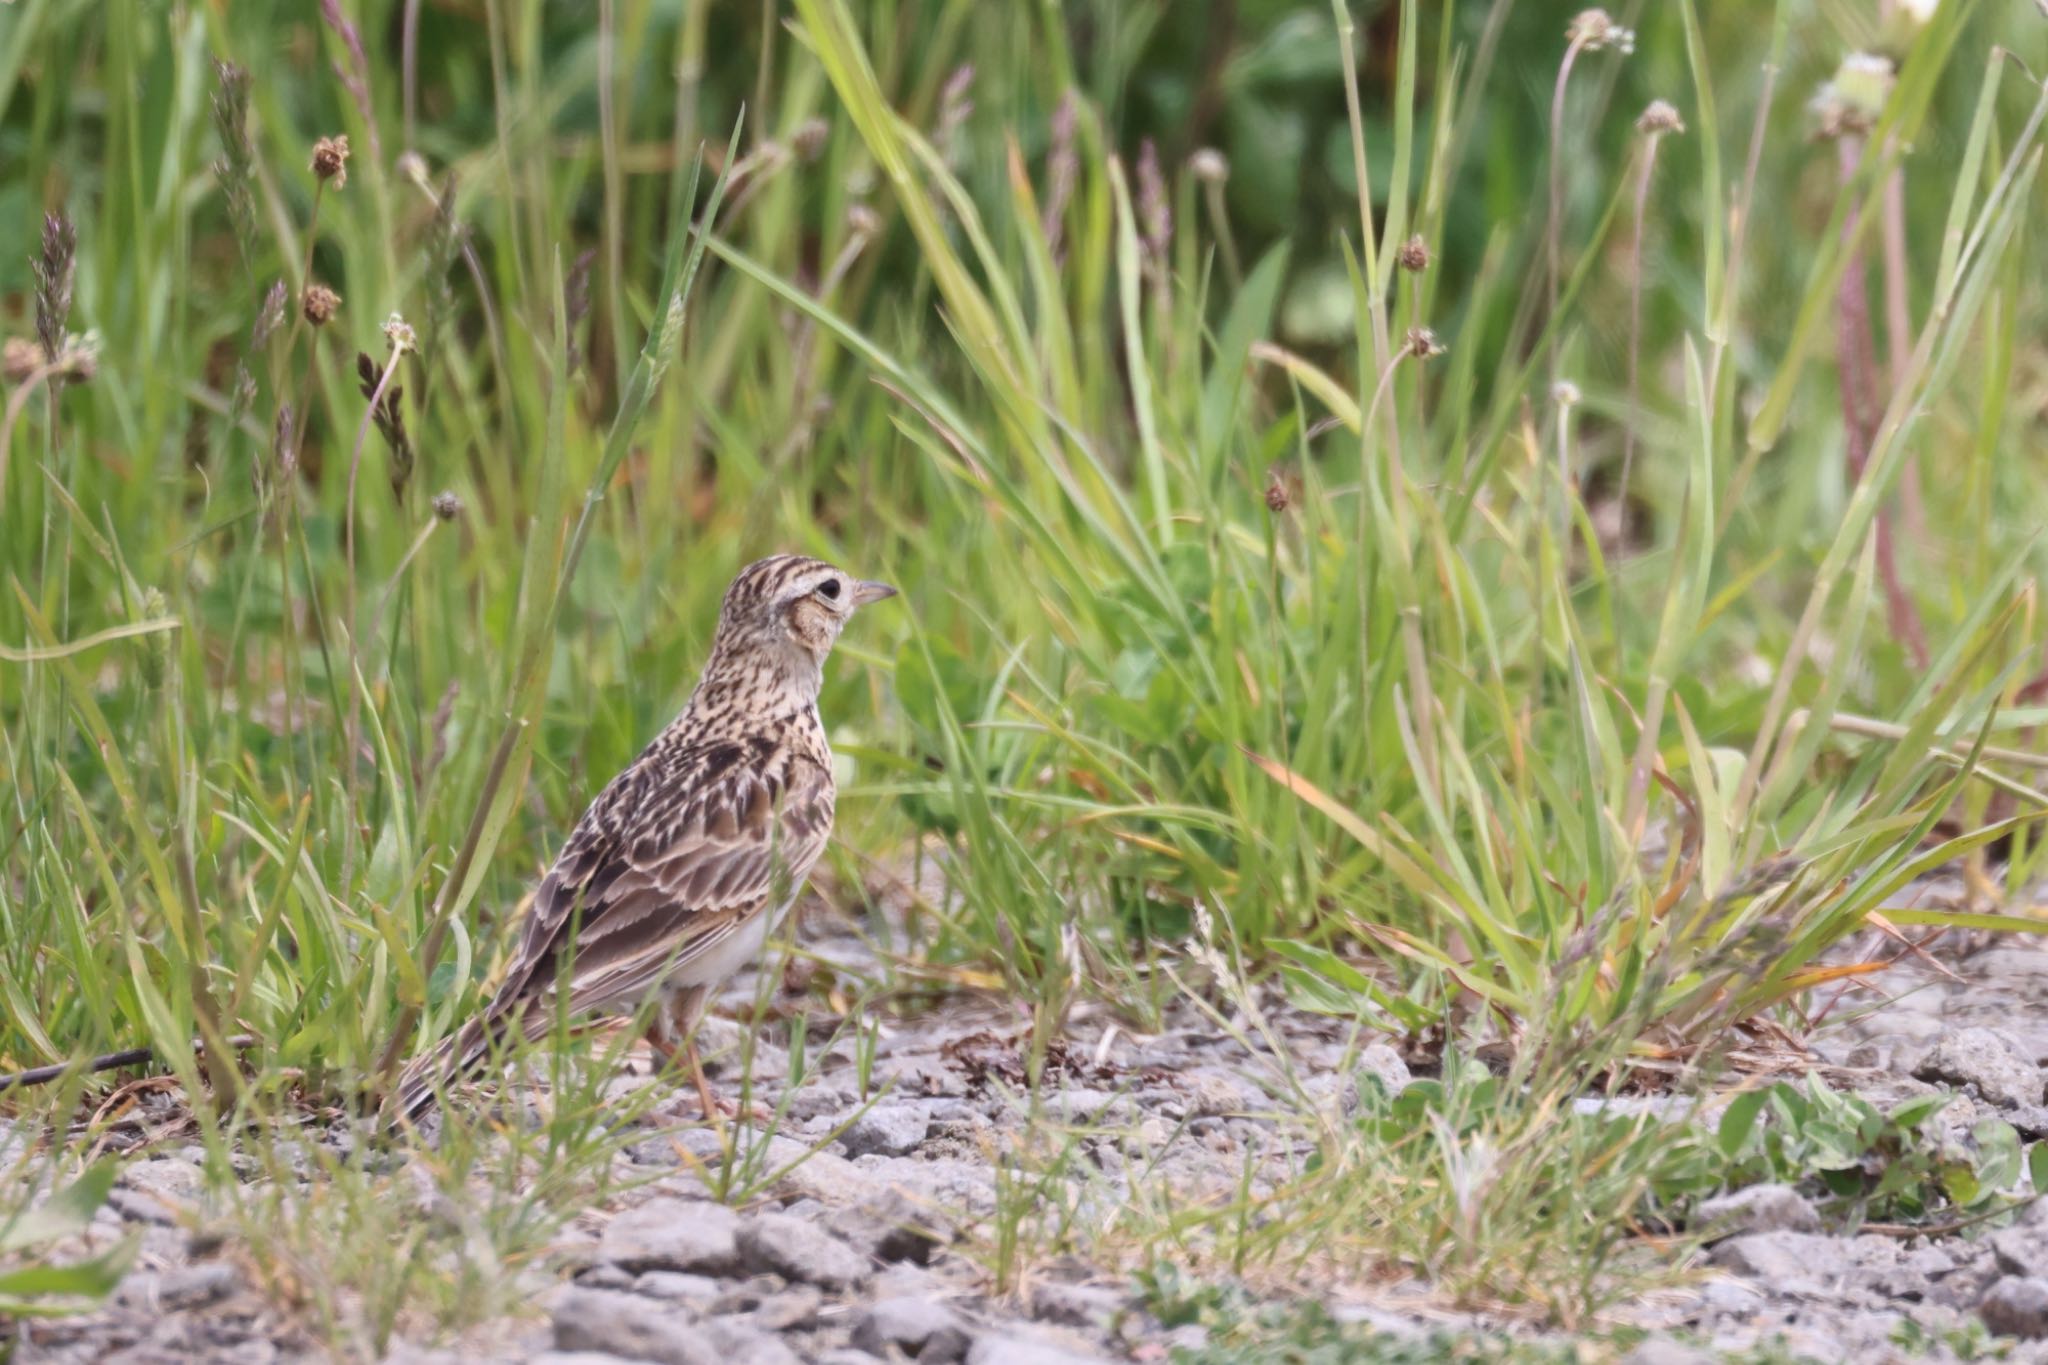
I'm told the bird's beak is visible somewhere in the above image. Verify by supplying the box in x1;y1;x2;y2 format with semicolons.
851;580;898;607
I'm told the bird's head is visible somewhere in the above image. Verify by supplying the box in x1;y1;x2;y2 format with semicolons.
711;554;896;675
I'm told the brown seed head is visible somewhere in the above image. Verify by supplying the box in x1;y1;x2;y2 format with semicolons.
432;491;463;522
792;117;830;163
2;337;38;385
1264;477;1290;513
312;135;350;188
1567;9;1635;52
1397;235;1431;274
303;284;342;327
1404;326;1444;360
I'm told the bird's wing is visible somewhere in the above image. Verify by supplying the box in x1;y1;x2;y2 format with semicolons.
488;740;835;1015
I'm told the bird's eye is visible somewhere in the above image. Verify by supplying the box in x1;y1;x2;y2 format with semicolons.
817;578;842;601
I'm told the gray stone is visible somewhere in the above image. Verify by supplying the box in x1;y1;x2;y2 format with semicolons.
126;1262;242;1311
743;1285;824;1331
817;1353;888;1365
702;1318;803;1365
1030;1281;1126;1330
843;1104;933;1157
1709;1232;1852;1294
634;1271;722;1306
826;1191;954;1266
784;1085;859;1121
737;1212;869;1291
599;1198;742;1277
531;1355;656;1365
552;1286;719;1365
1913;1028;2045;1108
851;1296;972;1361
1622;1340;1719;1365
1981;1276;2048;1339
965;1332;1111;1364
1357;1043;1411;1094
1695;1185;1822;1239
1183;1072;1250;1118
575;1263;637;1290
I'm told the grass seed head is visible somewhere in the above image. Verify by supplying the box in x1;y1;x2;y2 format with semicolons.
302;283;342;327
252;280;289;350
1398;235;1431;273
312;134;351;188
1566;9;1635;54
137;587;171;689
792;117;830;163
1637;100;1686;137
2;337;38;384
34;211;77;364
432;491;462;522
1811;53;1895;140
1188;148;1229;184
1405;326;1445;360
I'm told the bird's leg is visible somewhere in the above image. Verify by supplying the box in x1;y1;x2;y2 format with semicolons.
684;1038;723;1127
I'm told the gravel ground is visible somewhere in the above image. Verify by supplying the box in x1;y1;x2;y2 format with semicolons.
12;885;2048;1363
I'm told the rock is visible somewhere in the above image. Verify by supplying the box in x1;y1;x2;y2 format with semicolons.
1992;1227;2048;1277
784;1085;858;1121
1183;1072;1249;1118
701;1318;803;1365
1030;1281;1125;1330
599;1197;742;1277
117;1262;243;1311
854;1157;997;1215
843;1104;932;1157
826;1191;954;1266
737;1212;869;1291
851;1296;972;1361
109;1157;206;1226
1709;1232;1851;1294
552;1286;718;1365
532;1355;658;1365
634;1271;723;1307
817;1352;887;1365
1981;1276;2048;1339
574;1263;637;1291
966;1333;1110;1364
744;1285;824;1331
1913;1028;2044;1108
1695;1185;1822;1239
1357;1043;1411;1094
1622;1341;1718;1365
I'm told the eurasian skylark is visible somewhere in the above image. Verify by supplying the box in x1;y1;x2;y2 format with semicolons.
391;554;894;1126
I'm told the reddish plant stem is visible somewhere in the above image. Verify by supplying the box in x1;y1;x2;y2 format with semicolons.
1836;137;1927;668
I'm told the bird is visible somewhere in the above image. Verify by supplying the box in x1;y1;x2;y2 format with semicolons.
388;554;895;1128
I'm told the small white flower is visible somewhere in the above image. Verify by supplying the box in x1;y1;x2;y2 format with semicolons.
382;312;417;355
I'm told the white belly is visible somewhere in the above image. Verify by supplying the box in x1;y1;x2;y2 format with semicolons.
668;897;791;990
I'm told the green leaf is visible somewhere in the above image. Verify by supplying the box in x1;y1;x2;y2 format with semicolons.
1717;1089;1769;1160
0;1164;120;1255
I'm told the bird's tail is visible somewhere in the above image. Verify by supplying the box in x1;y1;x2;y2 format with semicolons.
385;1005;524;1133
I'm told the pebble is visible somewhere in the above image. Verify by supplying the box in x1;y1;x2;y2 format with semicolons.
598;1197;743;1277
851;1295;972;1361
551;1287;714;1365
1913;1028;2045;1108
965;1331;1112;1364
842;1103;932;1157
737;1211;869;1291
1981;1276;2048;1339
1695;1185;1821;1239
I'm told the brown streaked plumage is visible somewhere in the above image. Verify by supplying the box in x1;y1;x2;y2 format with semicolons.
391;554;894;1126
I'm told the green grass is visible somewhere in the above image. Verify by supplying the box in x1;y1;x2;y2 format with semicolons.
5;0;2048;1347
